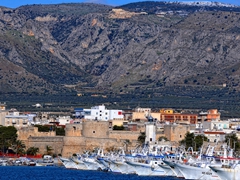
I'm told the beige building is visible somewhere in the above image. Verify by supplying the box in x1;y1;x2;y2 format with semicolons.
0;102;7;126
4;109;29;129
164;124;191;142
109;118;128;127
132;107;160;122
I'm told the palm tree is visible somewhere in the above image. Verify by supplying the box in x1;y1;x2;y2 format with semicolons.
26;147;39;156
13;140;26;156
45;145;53;155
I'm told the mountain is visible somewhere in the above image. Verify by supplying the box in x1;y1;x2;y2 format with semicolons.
1;2;240;115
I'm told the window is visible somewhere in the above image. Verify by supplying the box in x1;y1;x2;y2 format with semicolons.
180;135;182;138
93;131;95;134
150;138;152;141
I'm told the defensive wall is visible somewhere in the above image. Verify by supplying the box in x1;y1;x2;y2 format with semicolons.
28;136;63;155
18;127;56;148
61;121;141;157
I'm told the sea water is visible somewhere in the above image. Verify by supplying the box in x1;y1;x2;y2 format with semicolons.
0;166;180;180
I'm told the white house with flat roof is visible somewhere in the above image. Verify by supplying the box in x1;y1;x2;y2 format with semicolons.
203;120;229;131
83;105;123;121
56;116;71;125
204;131;226;143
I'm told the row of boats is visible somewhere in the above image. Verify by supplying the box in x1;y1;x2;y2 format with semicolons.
59;144;240;180
0;155;58;166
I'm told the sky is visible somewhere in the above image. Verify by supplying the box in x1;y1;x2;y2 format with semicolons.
0;0;239;9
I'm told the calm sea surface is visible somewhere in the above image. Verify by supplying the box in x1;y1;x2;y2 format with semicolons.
0;166;180;180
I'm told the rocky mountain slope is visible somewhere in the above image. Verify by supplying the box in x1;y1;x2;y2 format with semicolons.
1;2;240;114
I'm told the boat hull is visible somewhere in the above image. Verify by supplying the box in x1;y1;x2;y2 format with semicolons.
210;165;240;180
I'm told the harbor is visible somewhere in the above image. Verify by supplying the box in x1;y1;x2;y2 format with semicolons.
0;143;239;180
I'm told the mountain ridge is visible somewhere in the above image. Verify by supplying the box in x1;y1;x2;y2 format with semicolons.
0;2;240;114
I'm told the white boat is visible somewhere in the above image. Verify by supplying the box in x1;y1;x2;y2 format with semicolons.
174;159;221;180
59;157;77;169
125;155;167;176
158;162;176;176
209;151;240;180
210;163;240;180
162;159;184;178
0;159;8;166
172;145;239;180
36;155;55;166
96;156;111;171
83;156;105;170
162;154;185;178
70;156;88;170
105;155;136;174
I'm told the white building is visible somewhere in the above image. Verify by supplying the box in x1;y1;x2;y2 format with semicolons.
83;105;123;121
204;131;226;143
57;116;71;125
203;120;229;131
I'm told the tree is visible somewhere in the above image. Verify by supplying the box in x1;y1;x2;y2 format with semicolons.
0;126;17;152
180;132;207;151
45;145;53;155
26;147;39;156
56;127;65;136
194;135;207;151
13;140;26;156
137;132;146;146
113;125;124;130
225;133;240;152
34;125;50;132
179;132;194;149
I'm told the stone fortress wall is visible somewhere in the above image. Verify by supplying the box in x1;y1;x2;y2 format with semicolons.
19;120;142;157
